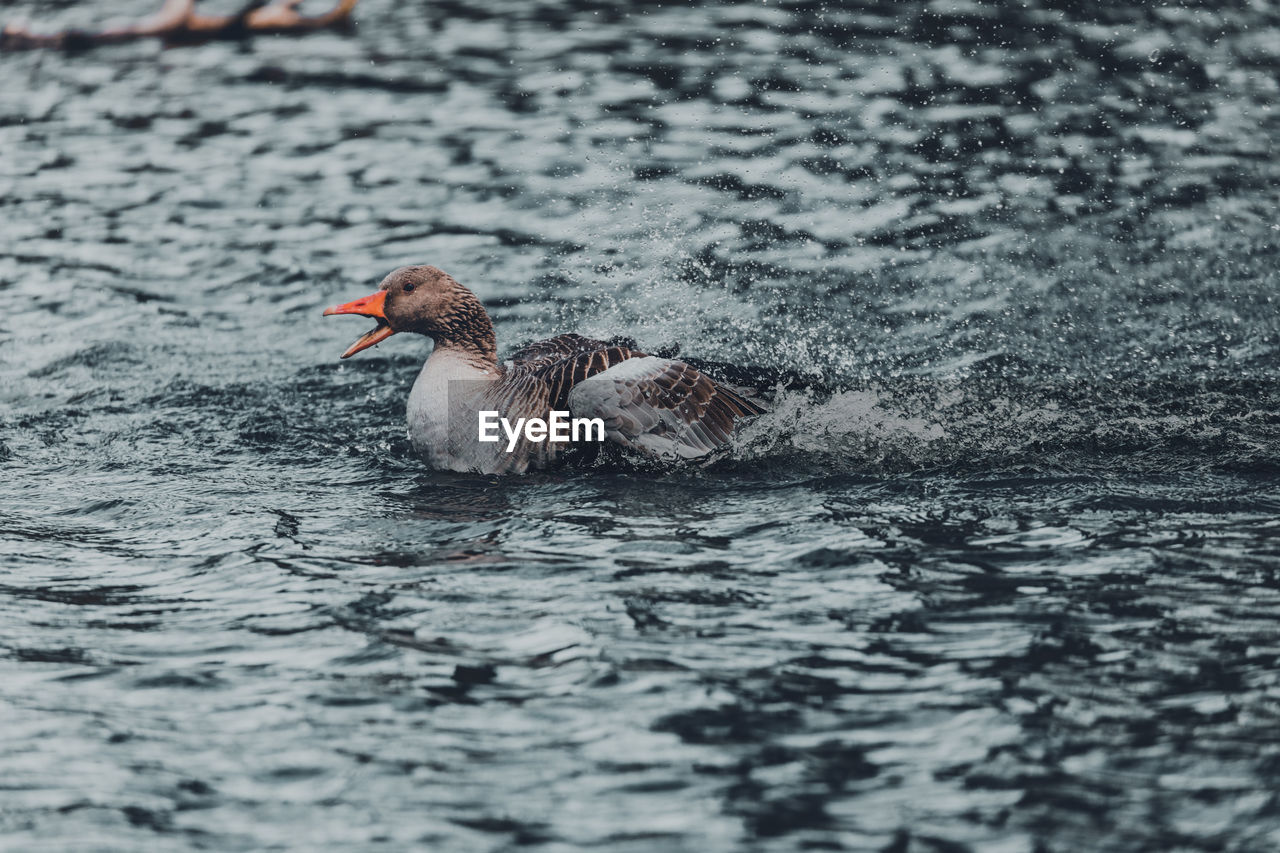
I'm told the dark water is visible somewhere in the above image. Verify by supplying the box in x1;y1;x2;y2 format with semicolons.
2;1;1279;850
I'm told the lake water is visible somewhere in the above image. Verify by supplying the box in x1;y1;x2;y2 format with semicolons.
1;1;1278;850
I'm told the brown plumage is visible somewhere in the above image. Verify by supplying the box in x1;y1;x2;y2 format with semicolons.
324;265;766;473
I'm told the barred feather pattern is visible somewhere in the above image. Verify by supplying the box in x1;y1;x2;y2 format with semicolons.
496;334;766;464
566;356;765;460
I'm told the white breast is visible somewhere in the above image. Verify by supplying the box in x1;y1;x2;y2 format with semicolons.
406;348;500;471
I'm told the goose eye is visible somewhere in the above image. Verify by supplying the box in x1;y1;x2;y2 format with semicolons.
403;282;416;293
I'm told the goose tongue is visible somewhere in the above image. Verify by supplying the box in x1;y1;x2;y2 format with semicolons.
323;290;396;358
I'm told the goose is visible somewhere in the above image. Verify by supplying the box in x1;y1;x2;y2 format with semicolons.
324;265;764;473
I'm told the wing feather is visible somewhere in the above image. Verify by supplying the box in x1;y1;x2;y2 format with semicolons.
567;356;765;461
510;334;628;370
498;335;764;465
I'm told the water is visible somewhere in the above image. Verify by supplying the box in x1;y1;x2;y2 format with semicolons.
2;1;1279;850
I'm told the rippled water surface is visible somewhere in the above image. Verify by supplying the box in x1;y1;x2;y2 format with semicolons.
2;1;1279;850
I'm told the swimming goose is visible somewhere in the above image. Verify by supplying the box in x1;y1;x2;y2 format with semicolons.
324;265;765;473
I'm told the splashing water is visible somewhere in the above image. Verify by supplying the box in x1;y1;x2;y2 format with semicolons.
2;1;1279;851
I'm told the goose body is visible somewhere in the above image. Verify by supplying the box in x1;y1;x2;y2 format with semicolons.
325;265;764;474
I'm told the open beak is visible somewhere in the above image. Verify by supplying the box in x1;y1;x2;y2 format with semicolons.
323;290;395;358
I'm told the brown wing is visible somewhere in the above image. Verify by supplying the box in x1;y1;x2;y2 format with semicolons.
531;345;641;410
476;336;638;470
508;333;646;410
510;334;633;370
565;356;766;460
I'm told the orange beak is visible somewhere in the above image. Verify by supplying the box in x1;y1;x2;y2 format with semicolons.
323;290;395;358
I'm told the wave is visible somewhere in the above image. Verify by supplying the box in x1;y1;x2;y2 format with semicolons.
723;374;1280;475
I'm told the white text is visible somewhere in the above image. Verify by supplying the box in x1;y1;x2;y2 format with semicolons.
478;410;605;452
